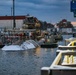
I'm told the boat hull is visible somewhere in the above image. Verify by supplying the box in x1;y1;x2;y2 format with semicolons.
40;43;58;48
0;45;5;48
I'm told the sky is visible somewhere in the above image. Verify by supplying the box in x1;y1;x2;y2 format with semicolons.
0;0;76;23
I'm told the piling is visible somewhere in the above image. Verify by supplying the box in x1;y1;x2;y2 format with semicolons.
41;67;50;75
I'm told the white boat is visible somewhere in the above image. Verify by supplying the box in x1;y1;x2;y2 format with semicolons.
21;41;35;50
2;45;23;51
2;40;39;51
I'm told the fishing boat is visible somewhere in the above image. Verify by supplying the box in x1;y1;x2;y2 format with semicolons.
54;33;63;41
40;38;58;48
41;43;58;48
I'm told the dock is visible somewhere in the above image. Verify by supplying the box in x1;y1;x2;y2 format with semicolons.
58;45;76;50
41;51;76;75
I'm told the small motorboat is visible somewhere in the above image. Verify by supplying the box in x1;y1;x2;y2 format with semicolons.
41;43;58;48
40;39;58;48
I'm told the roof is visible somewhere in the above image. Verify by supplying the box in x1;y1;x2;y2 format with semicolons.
0;16;26;20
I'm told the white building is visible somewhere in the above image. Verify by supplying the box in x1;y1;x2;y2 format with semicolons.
0;16;25;29
61;28;72;33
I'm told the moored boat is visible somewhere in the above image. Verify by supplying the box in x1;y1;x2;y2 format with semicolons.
1;40;39;51
41;43;58;48
40;39;58;48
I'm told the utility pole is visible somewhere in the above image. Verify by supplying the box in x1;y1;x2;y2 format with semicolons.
13;0;16;29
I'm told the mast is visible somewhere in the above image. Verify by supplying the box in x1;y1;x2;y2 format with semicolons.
13;0;16;29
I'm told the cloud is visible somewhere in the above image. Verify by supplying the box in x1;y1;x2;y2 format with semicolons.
15;1;60;10
0;0;72;23
0;0;12;6
0;0;70;9
41;0;71;6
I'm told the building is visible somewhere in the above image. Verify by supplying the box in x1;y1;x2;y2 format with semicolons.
0;16;25;29
57;19;73;34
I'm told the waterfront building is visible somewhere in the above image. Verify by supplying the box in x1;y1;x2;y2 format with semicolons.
0;16;26;29
57;19;73;34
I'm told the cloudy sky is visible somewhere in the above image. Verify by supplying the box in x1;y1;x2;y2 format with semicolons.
0;0;76;23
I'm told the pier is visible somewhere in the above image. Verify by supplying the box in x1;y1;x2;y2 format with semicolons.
41;37;76;75
41;51;76;75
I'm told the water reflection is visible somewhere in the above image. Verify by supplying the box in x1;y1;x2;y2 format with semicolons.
34;47;41;56
0;35;72;75
0;47;56;75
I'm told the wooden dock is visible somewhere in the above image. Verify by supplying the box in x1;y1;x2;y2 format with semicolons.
41;51;76;75
58;45;76;50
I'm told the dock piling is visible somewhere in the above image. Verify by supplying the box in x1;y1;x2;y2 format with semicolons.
41;67;50;75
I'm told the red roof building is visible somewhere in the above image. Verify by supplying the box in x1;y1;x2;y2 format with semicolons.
0;16;26;29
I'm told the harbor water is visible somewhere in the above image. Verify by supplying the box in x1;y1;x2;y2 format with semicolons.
0;35;73;75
